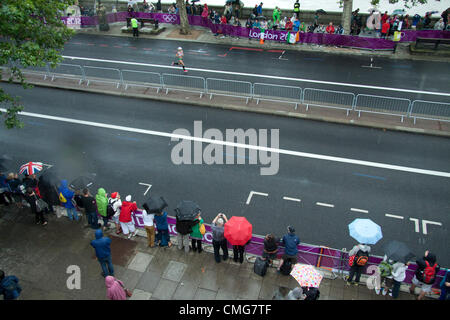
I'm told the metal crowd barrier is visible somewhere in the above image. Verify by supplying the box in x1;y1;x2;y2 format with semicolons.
253;83;302;109
162;73;206;98
410;100;450;124
122;69;162;92
9;63;450;127
49;63;85;85
355;94;411;122
84;66;122;89
303;88;355;116
207;78;253;104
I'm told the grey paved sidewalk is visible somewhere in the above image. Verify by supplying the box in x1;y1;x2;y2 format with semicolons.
0;204;433;300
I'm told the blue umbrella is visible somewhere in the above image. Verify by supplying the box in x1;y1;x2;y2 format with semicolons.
348;218;382;245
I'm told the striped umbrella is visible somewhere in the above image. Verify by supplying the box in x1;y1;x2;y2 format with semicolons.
19;162;43;175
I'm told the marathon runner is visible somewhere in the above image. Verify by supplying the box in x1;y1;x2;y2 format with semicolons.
171;47;187;72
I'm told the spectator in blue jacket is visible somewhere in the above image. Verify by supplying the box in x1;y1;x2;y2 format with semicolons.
277;226;300;272
58;180;79;222
91;229;114;277
257;3;263;16
439;268;450;300
0;270;22;300
154;210;173;248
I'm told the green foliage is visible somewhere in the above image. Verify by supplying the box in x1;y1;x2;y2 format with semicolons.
0;0;75;129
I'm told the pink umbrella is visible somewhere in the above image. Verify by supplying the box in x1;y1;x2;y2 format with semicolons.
290;264;323;288
224;216;252;246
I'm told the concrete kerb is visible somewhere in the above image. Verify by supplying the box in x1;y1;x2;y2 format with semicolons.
4;76;449;138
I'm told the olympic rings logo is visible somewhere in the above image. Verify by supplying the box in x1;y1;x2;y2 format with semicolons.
162;14;178;23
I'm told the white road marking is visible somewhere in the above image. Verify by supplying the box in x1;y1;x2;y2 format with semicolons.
385;214;404;220
350;208;369;214
409;218;420;233
316;202;335;208
62;55;450;97
138;182;152;196
246;191;269;205
421;220;443;235
42;163;53;169
4;108;450;178
283;196;301;202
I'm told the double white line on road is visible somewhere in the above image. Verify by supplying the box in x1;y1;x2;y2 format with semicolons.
4;108;450;178
62;55;450;97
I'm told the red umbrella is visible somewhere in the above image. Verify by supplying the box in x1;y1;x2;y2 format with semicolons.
224;216;252;246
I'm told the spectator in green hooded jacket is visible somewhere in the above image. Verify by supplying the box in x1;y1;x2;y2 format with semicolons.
96;188;110;230
273;7;281;25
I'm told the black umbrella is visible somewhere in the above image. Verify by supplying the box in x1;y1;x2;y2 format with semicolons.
39;167;60;186
315;9;327;15
384;240;415;263
256;15;266;20
69;174;96;190
143;196;168;214
175;200;201;221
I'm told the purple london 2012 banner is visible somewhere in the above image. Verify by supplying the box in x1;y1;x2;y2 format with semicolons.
128;211;445;288
61;12;449;50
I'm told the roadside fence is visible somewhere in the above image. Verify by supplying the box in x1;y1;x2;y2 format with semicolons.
5;63;450;125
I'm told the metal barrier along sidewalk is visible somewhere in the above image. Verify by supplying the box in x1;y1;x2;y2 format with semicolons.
410;100;450;124
84;66;122;89
50;63;85;85
355;94;411;122
162;73;206;98
253;83;302;109
207;78;253;104
303;88;355;116
122;70;162;92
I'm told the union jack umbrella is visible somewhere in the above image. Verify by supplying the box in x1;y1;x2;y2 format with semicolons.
19;162;43;175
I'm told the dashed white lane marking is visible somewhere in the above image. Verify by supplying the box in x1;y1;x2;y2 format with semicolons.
283;196;301;202
316;202;335;208
422;220;443;235
350;208;369;214
4;108;450;179
409;218;420;233
385;214;404;220
246;191;269;205
138;183;152;196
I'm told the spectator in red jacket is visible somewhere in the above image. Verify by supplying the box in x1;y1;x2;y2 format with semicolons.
119;195;138;239
326;22;335;34
381;11;389;24
381;21;390;39
220;15;227;24
285;19;293;31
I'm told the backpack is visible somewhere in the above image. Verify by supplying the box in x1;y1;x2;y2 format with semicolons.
254;257;269;277
59;192;67;203
280;260;293;275
106;200;116;219
35;198;48;213
422;261;437;284
354;250;369;267
378;260;393;277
